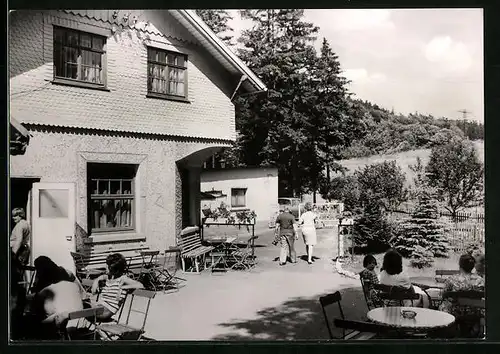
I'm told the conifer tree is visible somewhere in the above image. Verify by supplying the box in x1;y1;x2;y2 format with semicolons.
392;188;449;268
195;10;234;45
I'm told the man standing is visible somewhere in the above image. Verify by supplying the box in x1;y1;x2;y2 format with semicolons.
274;206;298;265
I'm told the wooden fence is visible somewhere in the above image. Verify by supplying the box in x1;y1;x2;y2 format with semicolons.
387;210;485;253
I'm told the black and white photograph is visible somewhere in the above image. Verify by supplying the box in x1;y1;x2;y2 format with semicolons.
8;8;485;341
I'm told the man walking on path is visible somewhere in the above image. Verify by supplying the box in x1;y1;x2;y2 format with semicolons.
274;207;298;265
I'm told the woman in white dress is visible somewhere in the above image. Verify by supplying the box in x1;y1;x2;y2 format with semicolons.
299;202;317;264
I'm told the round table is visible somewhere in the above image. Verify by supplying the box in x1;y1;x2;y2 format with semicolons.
367;306;455;331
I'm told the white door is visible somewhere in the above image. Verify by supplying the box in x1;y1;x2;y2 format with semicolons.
32;183;76;273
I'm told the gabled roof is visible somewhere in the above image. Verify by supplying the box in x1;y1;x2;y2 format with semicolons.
169;10;267;94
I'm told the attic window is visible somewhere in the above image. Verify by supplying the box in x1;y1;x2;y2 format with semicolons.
147;48;188;101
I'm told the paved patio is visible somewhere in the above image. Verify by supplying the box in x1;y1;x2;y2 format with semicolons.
141;225;367;340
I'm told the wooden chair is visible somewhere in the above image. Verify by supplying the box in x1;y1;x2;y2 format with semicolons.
435;269;460;283
230;236;259;270
96;289;156;340
63;307;105;340
333;319;392;340
373;284;420;307
319;291;378;340
71;251;107;284
359;276;383;310
178;227;214;273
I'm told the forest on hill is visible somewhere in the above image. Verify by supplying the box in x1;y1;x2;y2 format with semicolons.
340;99;484;159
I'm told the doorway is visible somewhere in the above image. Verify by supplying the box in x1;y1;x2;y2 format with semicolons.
10;177;40;230
10;177;40;265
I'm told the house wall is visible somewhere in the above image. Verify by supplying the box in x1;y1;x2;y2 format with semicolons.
10;129;228;251
9;10;237;251
9;10;237;140
200;167;279;223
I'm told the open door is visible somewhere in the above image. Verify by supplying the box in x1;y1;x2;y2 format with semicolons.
32;183;76;273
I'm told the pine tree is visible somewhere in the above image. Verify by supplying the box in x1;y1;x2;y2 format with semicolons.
392;188;450;268
235;9;320;196
235;10;365;197
195;10;234;45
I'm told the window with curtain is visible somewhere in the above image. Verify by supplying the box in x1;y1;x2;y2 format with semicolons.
53;26;105;85
231;188;247;208
147;47;187;98
87;163;138;233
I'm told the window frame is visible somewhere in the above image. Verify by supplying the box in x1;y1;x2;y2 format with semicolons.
87;165;137;235
231;188;247;208
146;47;189;102
52;25;108;89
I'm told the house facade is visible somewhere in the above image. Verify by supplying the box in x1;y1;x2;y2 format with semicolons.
8;9;265;270
200;167;279;225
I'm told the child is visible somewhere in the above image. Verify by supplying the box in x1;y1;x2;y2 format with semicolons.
359;255;381;308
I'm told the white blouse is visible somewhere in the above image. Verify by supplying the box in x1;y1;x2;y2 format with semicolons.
299;211;317;228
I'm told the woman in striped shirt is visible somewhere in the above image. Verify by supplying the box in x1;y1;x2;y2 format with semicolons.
90;253;143;321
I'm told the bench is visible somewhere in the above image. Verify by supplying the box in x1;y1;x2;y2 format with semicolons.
178;226;214;273
71;243;150;285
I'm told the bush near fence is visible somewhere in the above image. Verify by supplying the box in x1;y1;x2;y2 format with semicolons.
387;209;485;253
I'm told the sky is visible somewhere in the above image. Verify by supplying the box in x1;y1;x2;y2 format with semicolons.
226;9;484;122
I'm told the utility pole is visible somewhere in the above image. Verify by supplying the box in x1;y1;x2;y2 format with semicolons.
458;109;471;134
458;109;471;120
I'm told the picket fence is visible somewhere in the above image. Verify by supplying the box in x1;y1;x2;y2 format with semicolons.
387;209;485;253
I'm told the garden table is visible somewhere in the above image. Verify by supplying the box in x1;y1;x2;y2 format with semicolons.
367;306;455;335
206;237;237;272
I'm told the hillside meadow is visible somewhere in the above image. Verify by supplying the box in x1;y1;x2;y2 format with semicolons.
305;140;484;205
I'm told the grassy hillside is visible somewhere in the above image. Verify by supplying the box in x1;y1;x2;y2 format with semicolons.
305;140;484;205
338;140;484;185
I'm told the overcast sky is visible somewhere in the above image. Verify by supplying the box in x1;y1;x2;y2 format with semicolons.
226;9;484;122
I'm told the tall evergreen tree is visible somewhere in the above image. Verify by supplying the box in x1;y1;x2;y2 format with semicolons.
235;9;320;196
304;38;366;200
195;10;234;45
392;188;450;268
235;10;365;197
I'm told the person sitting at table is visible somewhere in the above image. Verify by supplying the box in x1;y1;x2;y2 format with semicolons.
89;253;143;322
32;256;88;299
439;254;485;337
359;254;382;308
475;254;485;278
27;256;85;339
379;249;429;308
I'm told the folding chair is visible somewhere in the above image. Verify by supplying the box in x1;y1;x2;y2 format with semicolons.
230;236;259;270
359;276;383;310
96;289;156;340
320;291;392;340
333;319;392;340
373;284;420;307
71;251;106;282
20;265;36;295
63;307;105;340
